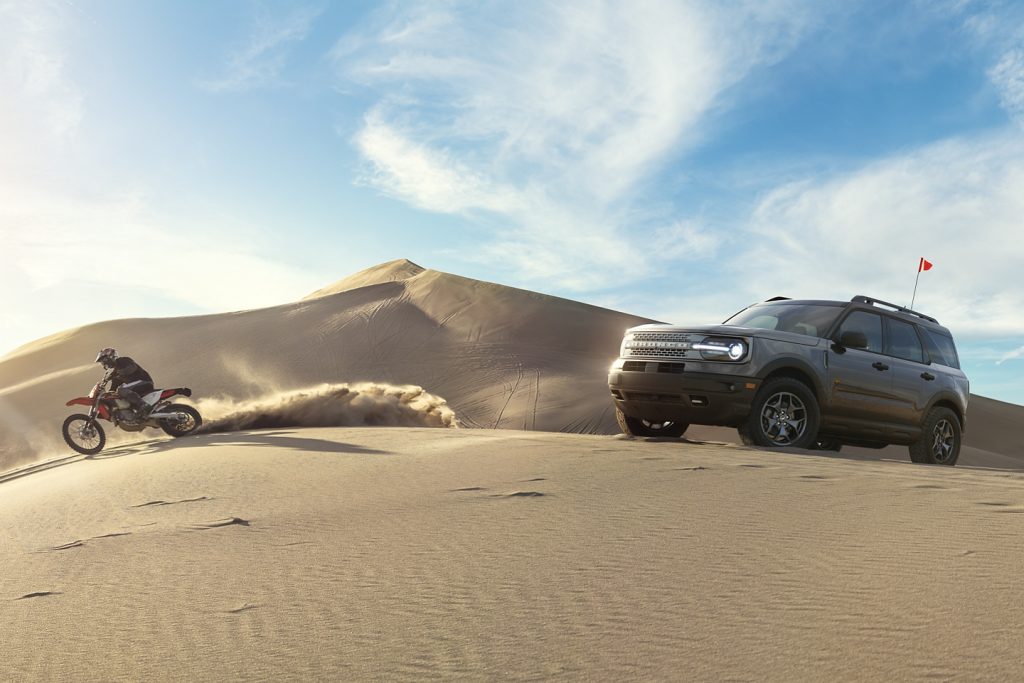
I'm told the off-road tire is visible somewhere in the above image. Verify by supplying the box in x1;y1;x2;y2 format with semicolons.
160;404;203;437
737;424;756;446
741;377;821;449
908;406;961;466
615;406;688;438
62;414;106;455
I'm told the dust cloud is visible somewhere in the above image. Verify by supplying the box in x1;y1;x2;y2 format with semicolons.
196;382;458;433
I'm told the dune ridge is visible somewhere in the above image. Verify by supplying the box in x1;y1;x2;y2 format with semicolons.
0;259;649;467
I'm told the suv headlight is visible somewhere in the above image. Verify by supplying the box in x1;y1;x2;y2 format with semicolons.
620;332;635;356
692;337;748;361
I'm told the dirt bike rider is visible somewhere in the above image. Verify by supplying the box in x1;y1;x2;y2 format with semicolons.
95;348;155;419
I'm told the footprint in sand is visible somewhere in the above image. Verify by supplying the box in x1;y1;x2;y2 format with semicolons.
16;591;61;600
451;486;488;492
132;496;211;508
977;502;1024;513
227;603;258;614
42;531;133;553
492;491;546;498
46;541;84;552
188;517;252;531
674;466;709;471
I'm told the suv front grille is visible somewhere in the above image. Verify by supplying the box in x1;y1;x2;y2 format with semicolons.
623;332;693;359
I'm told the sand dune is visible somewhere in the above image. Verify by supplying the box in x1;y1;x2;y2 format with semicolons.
2;258;1021;470
0;259;649;468
5;427;1024;680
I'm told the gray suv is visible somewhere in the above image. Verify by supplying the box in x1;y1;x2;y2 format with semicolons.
608;296;970;465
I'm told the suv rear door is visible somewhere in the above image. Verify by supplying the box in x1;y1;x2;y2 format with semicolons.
824;309;898;440
882;316;932;442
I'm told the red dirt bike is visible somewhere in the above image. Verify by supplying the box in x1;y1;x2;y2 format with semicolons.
62;372;203;455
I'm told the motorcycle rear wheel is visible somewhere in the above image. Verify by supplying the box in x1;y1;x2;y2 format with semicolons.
160;404;202;437
62;414;106;455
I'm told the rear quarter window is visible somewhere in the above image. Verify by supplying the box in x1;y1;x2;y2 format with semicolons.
920;328;961;369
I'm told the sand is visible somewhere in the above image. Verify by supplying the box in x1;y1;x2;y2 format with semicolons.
4;427;1024;680
4;259;1024;680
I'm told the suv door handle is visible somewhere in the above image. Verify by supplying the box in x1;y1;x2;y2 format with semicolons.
920;372;936;381
872;362;890;371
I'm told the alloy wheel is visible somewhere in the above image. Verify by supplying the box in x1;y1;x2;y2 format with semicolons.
931;419;956;464
759;392;808;446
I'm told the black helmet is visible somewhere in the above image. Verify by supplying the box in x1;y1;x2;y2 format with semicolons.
95;347;117;368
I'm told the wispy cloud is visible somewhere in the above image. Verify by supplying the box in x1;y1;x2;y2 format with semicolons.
334;0;810;288
737;131;1024;336
990;50;1024;126
998;346;1024;364
199;4;324;93
0;0;83;143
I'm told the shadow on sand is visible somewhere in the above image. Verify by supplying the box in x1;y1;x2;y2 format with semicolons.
0;430;393;485
97;430;393;458
619;432;1024;473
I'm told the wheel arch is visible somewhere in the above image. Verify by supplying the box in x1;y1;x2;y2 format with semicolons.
758;360;824;404
925;396;966;432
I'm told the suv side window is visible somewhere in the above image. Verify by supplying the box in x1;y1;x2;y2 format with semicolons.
885;318;925;363
920;328;961;369
836;310;883;353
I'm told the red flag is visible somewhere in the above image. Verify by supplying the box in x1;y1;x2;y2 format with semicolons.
918;258;933;272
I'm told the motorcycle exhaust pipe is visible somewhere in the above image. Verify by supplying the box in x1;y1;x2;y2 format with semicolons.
149;411;186;421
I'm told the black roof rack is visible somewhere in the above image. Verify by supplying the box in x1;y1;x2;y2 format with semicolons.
850;295;938;324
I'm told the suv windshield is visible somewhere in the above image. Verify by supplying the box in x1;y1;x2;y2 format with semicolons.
724;303;843;339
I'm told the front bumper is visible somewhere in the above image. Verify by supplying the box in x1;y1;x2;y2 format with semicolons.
608;359;760;427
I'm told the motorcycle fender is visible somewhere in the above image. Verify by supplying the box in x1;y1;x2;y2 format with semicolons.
65;398;111;421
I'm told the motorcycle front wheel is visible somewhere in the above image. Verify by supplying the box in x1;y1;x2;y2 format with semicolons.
62;414;106;455
160;404;203;437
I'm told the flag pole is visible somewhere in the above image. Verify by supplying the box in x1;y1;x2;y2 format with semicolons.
910;257;922;309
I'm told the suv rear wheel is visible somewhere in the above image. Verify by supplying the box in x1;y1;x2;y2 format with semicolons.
615;407;689;438
909;406;961;465
740;377;821;449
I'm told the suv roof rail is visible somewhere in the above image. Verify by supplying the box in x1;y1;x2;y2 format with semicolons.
764;296;791;302
850;295;939;324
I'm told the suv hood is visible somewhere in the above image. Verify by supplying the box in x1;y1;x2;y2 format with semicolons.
627;323;823;348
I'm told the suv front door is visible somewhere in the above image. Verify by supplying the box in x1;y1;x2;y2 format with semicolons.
824;309;898;440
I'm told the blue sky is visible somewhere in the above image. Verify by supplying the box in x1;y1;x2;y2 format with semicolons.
2;0;1023;404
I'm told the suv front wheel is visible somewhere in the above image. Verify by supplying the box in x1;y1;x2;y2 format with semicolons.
909;407;961;465
615;407;689;438
739;377;821;450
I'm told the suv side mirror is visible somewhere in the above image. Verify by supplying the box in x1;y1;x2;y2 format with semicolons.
837;330;869;350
